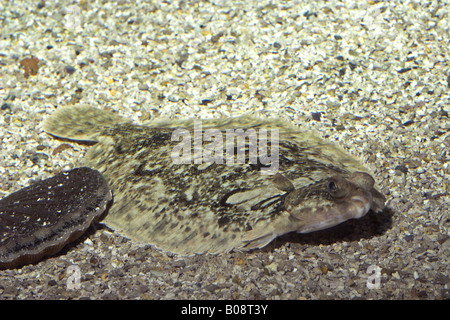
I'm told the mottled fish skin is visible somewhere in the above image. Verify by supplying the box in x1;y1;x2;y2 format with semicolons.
43;105;385;254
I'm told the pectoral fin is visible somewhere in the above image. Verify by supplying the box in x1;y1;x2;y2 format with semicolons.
240;229;278;251
240;213;299;251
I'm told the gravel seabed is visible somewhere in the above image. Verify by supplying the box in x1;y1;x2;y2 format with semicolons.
0;0;449;300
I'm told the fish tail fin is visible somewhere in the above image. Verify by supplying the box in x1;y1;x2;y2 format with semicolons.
42;105;130;142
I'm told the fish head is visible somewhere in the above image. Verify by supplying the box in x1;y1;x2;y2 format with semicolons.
284;171;385;233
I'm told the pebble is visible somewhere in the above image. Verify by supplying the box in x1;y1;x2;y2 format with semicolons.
171;259;186;268
64;66;76;75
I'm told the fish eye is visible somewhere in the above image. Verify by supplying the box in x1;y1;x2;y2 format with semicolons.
328;180;337;192
327;176;349;198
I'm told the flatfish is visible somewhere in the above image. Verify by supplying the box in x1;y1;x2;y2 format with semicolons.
43;105;385;254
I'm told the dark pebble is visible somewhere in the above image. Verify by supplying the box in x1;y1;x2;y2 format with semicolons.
303;11;317;19
441;289;450;299
204;284;219;292
435;273;450;285
397;67;411;74
200;99;213;105
416;290;428;298
211;31;224;43
349;62;357;70
89;256;99;266
84;273;95;281
394;164;408;174
102;292;120;300
172;259;186;268
2;285;18;296
29;152;49;165
311;112;322;121
65;66;76;75
1;103;11;111
100;51;114;58
47;279;57;286
401;120;414;127
403;234;414;242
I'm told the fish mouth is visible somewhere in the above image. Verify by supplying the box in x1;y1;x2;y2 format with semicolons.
293;199;371;234
350;195;372;218
289;189;373;234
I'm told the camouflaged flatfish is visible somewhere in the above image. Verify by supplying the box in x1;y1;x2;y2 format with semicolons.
43;105;385;254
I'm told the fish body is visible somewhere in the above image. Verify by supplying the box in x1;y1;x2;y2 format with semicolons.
43;105;385;254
